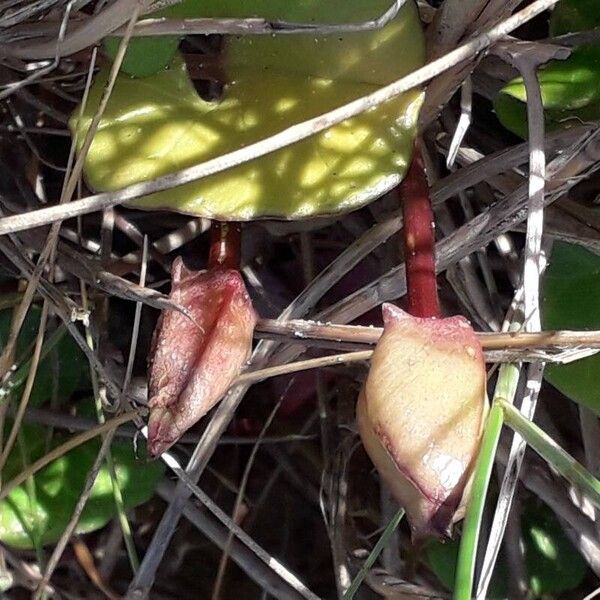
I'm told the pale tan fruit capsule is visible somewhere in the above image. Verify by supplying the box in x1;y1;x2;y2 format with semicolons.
357;303;487;539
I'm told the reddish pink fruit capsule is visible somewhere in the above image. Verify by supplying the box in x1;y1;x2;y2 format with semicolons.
358;303;487;538
147;258;257;457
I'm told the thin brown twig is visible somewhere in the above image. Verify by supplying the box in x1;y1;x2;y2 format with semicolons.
254;317;600;351
156;451;321;600
236;352;373;385
72;536;121;600
156;480;308;599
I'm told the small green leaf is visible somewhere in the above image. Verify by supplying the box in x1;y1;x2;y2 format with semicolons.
0;307;86;407
523;504;587;596
103;36;180;78
542;242;600;414
494;46;600;139
495;0;600;138
0;424;163;549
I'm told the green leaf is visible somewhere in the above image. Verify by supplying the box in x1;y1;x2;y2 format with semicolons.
103;36;181;79
425;537;509;598
542;242;600;414
495;0;600;138
494;46;600;139
0;307;86;407
168;0;425;87
426;503;587;598
523;504;587;596
102;0;189;78
549;0;600;36
425;537;458;591
72;0;425;220
0;424;163;549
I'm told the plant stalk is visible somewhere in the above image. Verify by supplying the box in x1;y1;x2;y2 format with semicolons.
400;146;440;318
208;221;241;270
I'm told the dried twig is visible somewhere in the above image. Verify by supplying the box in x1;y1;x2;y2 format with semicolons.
254;317;600;353
157;481;308;600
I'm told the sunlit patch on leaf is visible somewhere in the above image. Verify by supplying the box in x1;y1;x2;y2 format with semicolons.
74;0;425;219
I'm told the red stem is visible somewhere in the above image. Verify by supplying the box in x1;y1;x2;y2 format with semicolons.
208;221;241;270
400;147;441;319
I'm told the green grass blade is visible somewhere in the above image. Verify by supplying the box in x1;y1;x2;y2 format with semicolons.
343;507;404;600
454;362;520;600
498;398;600;508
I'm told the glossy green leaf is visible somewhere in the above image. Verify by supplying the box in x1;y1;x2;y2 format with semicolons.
0;423;163;549
72;0;425;220
0;307;86;407
495;46;600;138
542;242;600;414
169;0;425;87
495;0;600;138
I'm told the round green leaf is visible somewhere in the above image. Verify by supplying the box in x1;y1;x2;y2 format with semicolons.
71;0;425;220
542;242;600;414
0;424;163;549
